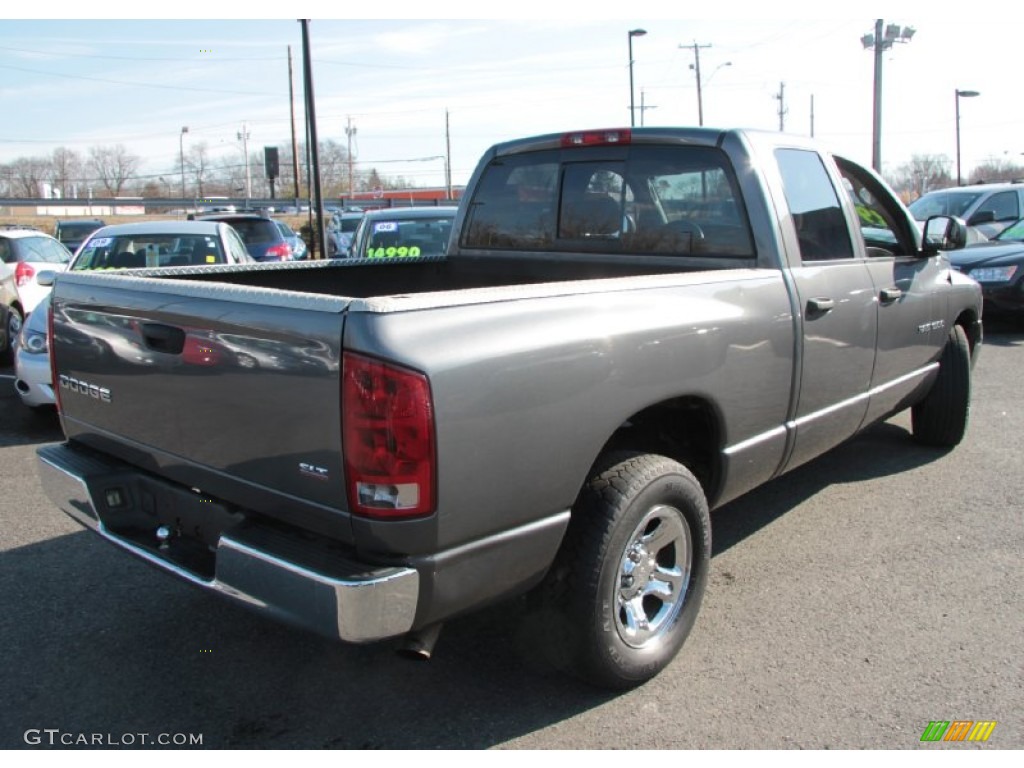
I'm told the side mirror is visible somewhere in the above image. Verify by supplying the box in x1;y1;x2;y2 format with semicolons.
922;215;968;255
968;209;995;225
36;270;57;287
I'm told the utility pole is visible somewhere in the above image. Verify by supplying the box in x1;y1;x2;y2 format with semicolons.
810;94;815;137
345;117;357;200
300;19;326;259
774;82;787;131
680;41;712;126
639;89;658;127
288;45;301;200
237;122;251;202
444;109;452;200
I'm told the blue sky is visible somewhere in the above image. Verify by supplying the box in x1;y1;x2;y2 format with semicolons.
1;6;1019;192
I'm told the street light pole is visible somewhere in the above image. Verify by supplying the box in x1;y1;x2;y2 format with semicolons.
237;122;252;203
628;29;647;127
861;20;916;173
955;89;980;186
179;126;189;198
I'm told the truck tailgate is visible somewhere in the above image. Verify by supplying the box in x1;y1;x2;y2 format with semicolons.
51;271;352;528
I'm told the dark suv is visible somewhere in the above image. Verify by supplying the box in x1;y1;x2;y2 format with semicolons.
192;213;295;261
54;218;106;253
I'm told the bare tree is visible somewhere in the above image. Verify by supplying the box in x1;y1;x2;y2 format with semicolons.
87;144;140;196
318;139;351;197
51;147;83;198
9;156;52;197
185;142;216;198
889;154;953;201
969;157;1024;185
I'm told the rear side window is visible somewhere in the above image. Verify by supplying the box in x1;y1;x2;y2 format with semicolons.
462;146;754;257
775;149;854;261
17;236;71;264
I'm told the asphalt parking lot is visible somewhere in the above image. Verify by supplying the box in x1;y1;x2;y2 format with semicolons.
2;321;1021;750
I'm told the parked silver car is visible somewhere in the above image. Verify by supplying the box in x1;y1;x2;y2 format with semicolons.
348;206;457;260
909;183;1024;239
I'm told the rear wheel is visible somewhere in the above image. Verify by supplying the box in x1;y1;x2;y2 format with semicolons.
912;325;971;447
535;453;711;689
1;305;23;364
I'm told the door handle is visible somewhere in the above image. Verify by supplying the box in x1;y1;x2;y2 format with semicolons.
141;322;186;354
806;297;835;315
879;287;903;303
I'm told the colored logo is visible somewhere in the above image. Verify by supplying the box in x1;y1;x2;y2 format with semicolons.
920;721;997;743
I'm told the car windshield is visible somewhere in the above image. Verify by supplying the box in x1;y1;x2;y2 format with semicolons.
225;219;279;244
994;219;1024;241
340;216;362;233
361;216;454;259
908;191;983;221
74;233;226;269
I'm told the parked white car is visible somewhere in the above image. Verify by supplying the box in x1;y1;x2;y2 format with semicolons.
0;227;71;359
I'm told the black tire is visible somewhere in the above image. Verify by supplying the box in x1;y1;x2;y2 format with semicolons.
1;305;23;364
912;324;971;447
534;452;711;690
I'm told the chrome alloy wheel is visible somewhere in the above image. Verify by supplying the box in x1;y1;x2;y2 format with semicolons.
615;504;692;649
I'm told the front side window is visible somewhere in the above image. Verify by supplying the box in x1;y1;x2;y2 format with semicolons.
225;228;253;263
775;149;854;261
980;191;1019;222
835;156;914;257
462;145;753;257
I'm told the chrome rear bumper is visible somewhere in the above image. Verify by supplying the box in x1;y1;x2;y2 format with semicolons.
36;442;419;643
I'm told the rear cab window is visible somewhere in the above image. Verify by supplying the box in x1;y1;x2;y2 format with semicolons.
228;220;279;244
462;145;755;258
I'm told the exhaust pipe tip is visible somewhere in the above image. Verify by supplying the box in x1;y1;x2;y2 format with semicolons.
396;623;443;660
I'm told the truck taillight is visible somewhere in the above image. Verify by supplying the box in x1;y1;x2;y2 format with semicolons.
15;262;35;287
561;128;631;147
342;352;435;519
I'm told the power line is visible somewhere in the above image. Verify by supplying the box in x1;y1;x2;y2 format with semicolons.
0;43;285;63
0;62;282;96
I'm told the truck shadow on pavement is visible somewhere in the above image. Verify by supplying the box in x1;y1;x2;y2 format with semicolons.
3;411;960;749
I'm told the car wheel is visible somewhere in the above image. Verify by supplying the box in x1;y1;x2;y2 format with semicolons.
1;305;23;363
534;452;710;689
912;324;971;447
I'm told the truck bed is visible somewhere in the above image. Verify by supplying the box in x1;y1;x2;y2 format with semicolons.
125;250;744;301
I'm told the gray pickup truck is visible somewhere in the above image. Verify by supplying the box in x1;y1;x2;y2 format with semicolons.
38;127;981;689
